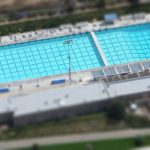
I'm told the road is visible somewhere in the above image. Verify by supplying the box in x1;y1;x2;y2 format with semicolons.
1;129;150;150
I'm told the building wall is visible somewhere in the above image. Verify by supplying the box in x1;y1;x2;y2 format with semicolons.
0;112;13;125
13;91;150;127
13;99;111;127
0;90;149;127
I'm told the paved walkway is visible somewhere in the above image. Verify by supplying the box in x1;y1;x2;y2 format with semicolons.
134;147;150;150
1;129;150;150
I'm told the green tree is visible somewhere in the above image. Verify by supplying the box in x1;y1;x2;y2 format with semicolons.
31;144;40;150
64;0;76;13
96;0;106;8
128;0;140;5
8;10;18;21
133;136;144;147
106;101;126;121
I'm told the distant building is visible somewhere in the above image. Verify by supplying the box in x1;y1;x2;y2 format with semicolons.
0;0;57;10
13;0;55;9
0;0;14;7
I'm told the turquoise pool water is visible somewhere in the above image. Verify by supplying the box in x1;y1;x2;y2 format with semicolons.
1;23;150;83
95;23;150;65
0;33;104;83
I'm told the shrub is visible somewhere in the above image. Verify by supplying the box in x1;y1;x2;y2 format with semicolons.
133;136;144;147
126;115;150;128
106;101;126;121
31;144;40;150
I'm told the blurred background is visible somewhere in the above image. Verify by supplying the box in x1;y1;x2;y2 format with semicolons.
0;0;148;19
0;0;149;35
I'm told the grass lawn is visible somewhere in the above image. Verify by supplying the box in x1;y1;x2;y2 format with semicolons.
1;112;150;141
0;113;127;140
15;136;150;150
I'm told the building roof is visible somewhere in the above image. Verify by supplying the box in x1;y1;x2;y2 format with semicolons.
0;76;150;117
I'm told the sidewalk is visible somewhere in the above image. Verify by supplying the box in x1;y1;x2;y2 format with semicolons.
0;129;150;150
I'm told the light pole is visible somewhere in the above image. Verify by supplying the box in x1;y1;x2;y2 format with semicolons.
63;40;73;84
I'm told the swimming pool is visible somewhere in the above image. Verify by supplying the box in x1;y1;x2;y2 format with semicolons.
0;23;150;83
95;23;150;65
0;33;104;83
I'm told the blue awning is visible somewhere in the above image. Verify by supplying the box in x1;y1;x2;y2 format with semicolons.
104;13;118;22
